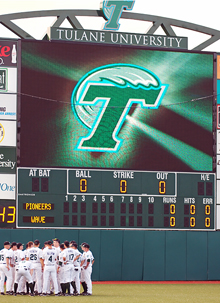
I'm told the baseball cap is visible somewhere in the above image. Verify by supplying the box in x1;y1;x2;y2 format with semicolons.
4;241;10;246
81;243;90;249
47;240;52;245
11;242;17;247
34;239;40;245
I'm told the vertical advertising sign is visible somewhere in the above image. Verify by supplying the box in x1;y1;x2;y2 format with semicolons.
0;40;18;203
216;55;220;228
217;55;220;118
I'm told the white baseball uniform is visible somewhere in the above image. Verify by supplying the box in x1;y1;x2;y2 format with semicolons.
42;247;58;295
63;248;74;283
72;248;82;293
14;250;25;265
58;250;66;284
14;249;25;293
20;248;29;293
50;246;61;293
14;260;33;284
81;250;94;295
27;247;43;293
7;249;16;292
0;248;11;293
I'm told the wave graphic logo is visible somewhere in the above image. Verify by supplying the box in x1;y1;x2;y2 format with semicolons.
71;64;168;152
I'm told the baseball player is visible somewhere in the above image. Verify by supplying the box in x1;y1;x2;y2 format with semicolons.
14;243;25;265
57;243;66;295
53;238;61;254
6;242;17;294
26;240;43;295
22;242;32;295
14;243;25;295
63;240;74;296
40;240;59;296
70;241;81;295
0;241;12;295
14;259;34;296
52;238;61;294
80;243;94;296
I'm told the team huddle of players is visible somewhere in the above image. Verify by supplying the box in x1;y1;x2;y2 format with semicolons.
0;238;94;296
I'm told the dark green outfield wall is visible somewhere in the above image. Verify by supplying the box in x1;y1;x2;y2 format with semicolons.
1;229;220;281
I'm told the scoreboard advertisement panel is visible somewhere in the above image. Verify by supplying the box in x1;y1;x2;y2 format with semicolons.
15;40;216;230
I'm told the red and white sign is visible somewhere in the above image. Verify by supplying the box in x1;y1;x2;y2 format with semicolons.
0;41;17;67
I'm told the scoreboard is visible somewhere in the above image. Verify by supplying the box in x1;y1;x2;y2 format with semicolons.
0;39;216;230
17;168;215;230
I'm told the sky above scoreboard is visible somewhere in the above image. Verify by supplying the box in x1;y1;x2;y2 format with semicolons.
0;0;220;52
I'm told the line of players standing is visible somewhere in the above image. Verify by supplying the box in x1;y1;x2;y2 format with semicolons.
0;238;94;296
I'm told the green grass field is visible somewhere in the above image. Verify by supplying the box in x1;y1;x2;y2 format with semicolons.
1;283;220;303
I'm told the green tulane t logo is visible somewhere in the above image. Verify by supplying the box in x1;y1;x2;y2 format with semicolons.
100;0;135;30
71;64;168;152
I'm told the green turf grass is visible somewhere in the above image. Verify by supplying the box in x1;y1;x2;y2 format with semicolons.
1;284;220;303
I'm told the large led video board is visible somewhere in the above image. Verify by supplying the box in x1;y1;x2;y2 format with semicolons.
19;40;214;172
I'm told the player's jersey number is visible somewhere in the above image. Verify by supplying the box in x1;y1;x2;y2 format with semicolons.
30;254;37;261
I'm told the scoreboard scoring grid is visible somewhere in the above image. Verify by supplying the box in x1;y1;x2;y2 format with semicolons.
16;168;216;230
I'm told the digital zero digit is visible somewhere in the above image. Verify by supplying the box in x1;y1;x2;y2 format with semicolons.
80;179;87;192
190;217;196;227
159;181;166;194
205;205;211;215
205;217;211;228
170;204;175;215
120;180;127;193
170;217;175;227
190;205;196;215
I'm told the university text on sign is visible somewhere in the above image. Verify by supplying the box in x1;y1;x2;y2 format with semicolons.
50;28;188;49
